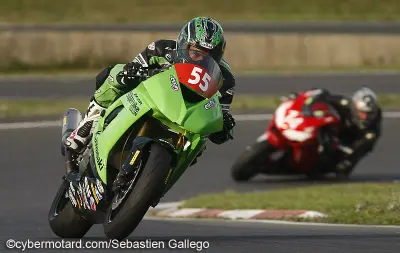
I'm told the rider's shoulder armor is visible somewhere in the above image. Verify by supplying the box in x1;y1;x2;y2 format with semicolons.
148;39;176;63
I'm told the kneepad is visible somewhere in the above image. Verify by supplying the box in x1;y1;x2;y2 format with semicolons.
95;65;114;90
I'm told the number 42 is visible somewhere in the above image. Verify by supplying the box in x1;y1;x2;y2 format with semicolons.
188;67;211;92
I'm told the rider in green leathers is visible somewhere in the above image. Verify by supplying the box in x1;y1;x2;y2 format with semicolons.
65;17;236;156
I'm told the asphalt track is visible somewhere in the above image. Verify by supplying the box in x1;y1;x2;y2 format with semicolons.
1;116;400;252
2;72;400;99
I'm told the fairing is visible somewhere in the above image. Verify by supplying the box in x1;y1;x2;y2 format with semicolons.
91;51;224;185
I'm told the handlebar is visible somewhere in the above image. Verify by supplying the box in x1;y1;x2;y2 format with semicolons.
123;65;169;79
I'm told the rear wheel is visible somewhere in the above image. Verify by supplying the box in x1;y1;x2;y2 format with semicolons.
103;143;172;240
231;141;274;182
48;181;93;238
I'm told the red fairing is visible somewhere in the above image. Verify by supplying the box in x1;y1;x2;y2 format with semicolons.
265;91;342;172
174;63;218;98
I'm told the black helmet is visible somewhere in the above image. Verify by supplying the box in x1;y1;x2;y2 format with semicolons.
176;17;226;63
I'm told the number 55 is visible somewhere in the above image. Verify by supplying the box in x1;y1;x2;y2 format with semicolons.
188;66;211;92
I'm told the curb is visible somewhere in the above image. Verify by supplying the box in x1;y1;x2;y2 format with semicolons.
146;202;328;221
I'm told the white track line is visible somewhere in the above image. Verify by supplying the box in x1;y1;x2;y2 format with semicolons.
0;120;62;130
0;112;399;130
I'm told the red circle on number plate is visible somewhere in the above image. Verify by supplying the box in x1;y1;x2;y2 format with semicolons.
174;63;218;98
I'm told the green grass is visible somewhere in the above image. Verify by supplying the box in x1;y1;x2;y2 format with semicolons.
1;94;400;119
1;0;400;24
181;182;400;225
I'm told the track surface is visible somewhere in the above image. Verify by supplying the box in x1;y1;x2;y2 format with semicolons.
2;72;400;99
1;118;400;252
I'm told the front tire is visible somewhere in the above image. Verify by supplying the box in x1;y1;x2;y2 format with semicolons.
231;141;273;182
48;181;93;238
103;143;172;240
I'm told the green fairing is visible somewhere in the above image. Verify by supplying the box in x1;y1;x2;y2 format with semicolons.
91;65;223;195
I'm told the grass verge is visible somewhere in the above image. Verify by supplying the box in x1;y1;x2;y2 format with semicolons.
181;182;400;225
1;94;400;119
2;0;400;24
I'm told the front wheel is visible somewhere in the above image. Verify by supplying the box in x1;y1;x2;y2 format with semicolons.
48;180;93;238
231;141;273;182
103;142;172;240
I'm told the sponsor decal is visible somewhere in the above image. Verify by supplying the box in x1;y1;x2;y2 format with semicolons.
69;129;77;140
84;178;92;203
199;41;213;49
78;184;87;209
204;99;215;110
164;167;173;184
90;183;99;204
165;53;172;62
96;179;105;194
126;93;141;116
93;133;104;171
70;182;81;208
226;87;235;96
134;93;142;105
68;189;77;207
129;150;141;165
89;196;96;211
69;182;75;193
170;75;179;91
95;187;103;201
147;42;155;50
75;192;81;208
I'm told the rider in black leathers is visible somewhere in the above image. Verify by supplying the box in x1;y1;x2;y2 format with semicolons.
282;87;382;176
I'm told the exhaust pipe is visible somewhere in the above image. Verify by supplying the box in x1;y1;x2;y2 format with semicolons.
61;108;83;174
61;108;83;156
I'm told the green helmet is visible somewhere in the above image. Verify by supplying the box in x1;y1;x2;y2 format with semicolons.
176;17;226;63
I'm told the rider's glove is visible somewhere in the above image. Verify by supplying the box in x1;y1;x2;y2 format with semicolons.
209;110;236;145
119;61;145;86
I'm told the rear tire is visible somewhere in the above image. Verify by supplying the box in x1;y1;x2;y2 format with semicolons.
103;143;172;240
231;141;273;182
48;181;93;238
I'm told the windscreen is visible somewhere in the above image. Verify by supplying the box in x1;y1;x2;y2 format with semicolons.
301;92;339;118
173;49;223;99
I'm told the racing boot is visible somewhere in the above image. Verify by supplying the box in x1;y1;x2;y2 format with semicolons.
65;98;106;153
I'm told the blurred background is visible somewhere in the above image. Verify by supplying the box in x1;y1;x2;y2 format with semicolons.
1;0;400;75
2;0;400;117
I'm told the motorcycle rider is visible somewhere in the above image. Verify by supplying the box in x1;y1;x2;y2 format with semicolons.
282;87;382;176
64;17;236;187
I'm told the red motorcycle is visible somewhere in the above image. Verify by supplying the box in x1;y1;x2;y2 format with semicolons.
231;89;353;181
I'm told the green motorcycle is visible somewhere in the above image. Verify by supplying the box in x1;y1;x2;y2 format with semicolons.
48;49;225;240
